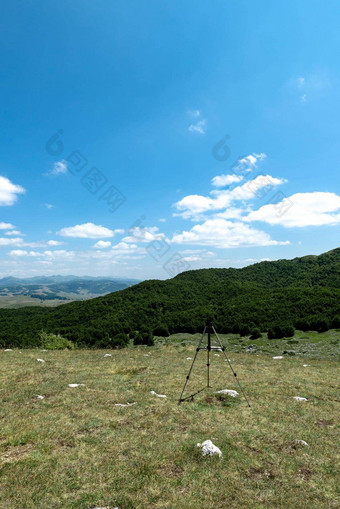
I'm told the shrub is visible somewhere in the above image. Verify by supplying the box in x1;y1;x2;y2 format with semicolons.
153;324;170;337
111;333;130;348
239;325;250;337
316;319;329;333
267;325;294;339
295;319;310;331
134;331;154;346
283;325;295;338
331;316;340;328
267;328;275;340
232;324;240;334
250;327;261;339
39;331;75;350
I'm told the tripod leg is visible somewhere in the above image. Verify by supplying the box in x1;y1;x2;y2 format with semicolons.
178;326;206;404
212;326;251;408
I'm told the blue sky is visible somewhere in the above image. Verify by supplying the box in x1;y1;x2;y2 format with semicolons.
1;0;340;280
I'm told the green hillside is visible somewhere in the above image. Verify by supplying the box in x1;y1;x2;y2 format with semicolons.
1;248;340;348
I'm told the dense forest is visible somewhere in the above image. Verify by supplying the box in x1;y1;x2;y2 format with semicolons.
1;248;340;348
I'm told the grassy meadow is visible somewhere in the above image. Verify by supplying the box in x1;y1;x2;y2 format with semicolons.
0;333;339;508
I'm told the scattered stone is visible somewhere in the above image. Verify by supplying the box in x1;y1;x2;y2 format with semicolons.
215;389;239;397
150;390;166;398
303;364;309;367
214;353;220;357
36;395;45;400
68;384;85;388
36;358;45;363
295;439;309;447
293;396;308;402
4;349;13;352
273;356;284;359
197;440;222;457
186;357;193;360
114;402;136;407
103;354;112;358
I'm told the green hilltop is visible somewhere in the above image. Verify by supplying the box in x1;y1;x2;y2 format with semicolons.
1;248;340;348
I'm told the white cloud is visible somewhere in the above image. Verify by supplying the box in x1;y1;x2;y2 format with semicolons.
45;203;54;209
123;226;165;243
188;119;206;134
171;218;290;248
0;222;15;230
175;174;285;219
238;153;266;168
93;240;111;249
211;174;244;188
5;230;24;236
9;250;29;257
0;176;25;206
0;237;25;247
46;240;64;246
46;160;68;176
58;223;123;239
246;192;340;227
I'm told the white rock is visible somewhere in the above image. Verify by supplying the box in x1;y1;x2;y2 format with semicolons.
186;357;193;360
197;440;222;457
68;384;85;388
293;396;308;401
4;349;13;352
103;354;112;357
114;402;136;407
303;364;309;367
37;358;45;363
36;395;45;400
215;389;239;397
150;390;167;398
273;356;284;359
295;439;309;447
214;353;220;357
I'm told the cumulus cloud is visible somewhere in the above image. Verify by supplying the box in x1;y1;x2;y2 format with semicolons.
0;222;15;230
5;230;24;236
175;174;285;219
0;176;25;206
211;174;244;187
171;218;290;248
58;222;124;239
123;226;165;243
246;192;340;227
93;240;111;249
46;240;64;246
0;237;25;247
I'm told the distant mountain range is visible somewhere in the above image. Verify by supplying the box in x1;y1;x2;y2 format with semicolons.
0;276;140;308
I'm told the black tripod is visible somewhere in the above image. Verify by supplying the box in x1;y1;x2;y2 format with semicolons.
178;318;251;407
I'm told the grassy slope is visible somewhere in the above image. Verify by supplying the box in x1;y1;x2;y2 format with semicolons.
0;338;339;508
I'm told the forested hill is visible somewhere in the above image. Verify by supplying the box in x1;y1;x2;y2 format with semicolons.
1;248;340;348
